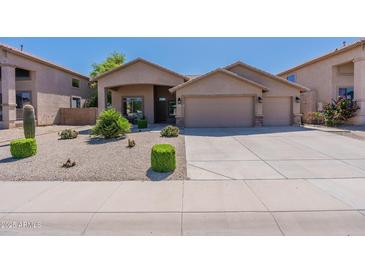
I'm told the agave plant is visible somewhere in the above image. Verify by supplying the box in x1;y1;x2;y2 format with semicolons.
91;108;131;138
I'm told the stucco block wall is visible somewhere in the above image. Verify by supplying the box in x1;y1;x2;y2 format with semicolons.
111;84;155;123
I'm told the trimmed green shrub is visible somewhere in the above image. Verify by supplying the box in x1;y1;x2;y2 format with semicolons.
91;108;131;139
10;138;37;159
322;97;359;126
151;144;176;172
23;105;36;139
160;125;179;137
137;119;148;129
59;129;78;139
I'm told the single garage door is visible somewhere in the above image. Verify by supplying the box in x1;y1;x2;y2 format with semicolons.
184;96;254;127
263;97;292;126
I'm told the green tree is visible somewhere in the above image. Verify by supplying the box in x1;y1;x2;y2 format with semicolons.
90;51;126;78
85;52;126;108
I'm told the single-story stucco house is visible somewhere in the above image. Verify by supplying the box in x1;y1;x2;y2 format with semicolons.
278;39;365;125
0;43;93;129
93;58;310;127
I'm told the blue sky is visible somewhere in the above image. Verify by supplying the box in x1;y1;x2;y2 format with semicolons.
0;37;359;76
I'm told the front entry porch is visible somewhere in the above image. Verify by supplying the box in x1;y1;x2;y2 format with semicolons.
154;85;176;124
109;84;176;125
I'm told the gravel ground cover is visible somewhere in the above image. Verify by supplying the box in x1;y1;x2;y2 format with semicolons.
0;127;186;181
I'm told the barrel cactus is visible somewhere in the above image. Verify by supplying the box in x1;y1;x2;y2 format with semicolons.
23;105;36;139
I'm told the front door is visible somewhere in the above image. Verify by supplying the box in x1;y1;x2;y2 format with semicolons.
156;97;168;123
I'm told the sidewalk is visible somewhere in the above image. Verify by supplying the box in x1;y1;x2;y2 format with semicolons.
1;179;365;235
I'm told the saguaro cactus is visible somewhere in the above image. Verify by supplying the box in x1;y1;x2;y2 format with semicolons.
23;105;36;139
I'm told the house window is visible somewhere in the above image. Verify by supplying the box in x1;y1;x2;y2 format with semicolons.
339;87;354;100
72;78;80;88
71;96;81;108
122;97;143;121
16;91;32;120
286;74;296;83
16;91;32;109
15;68;31;80
168;100;176;117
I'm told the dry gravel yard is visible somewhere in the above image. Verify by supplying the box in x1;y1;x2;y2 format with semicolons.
0;126;186;181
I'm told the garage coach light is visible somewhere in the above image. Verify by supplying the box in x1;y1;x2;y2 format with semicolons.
177;97;182;104
295;96;301;103
257;96;263;103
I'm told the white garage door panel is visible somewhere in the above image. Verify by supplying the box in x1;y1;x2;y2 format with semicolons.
185;96;254;127
263;97;292;126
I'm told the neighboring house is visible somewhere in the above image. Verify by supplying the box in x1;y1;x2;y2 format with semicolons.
0;44;92;129
278;39;365;125
93;58;309;127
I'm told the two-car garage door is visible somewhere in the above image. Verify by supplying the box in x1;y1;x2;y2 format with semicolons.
184;95;292;127
184;96;254;127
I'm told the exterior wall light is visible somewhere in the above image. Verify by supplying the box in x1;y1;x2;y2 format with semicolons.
295;96;301;103
177;97;182;104
257;96;263;103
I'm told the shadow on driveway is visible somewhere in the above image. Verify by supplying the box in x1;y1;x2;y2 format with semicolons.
182;126;315;137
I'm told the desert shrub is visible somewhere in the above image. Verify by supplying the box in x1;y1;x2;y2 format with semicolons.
137;119;148;129
62;158;76;168
322;97;359;126
10;138;37;159
303;112;324;125
59;129;78;139
91;108;131;138
160;125;179;137
127;138;136;148
151;144;176;172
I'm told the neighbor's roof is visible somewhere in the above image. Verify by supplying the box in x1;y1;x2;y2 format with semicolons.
169;68;269;92
0;43;89;80
92;57;190;81
277;39;365;76
224;61;310;91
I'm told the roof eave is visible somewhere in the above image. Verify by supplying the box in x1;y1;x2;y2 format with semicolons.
224;61;310;92
92;57;189;82
169;68;269;93
0;44;89;80
277;39;364;76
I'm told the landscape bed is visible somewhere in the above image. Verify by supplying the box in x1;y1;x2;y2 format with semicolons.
0;126;186;181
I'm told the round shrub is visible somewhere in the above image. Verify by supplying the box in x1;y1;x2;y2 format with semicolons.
10;138;37;159
59;129;78;139
91;108;131;139
160;125;179;137
151;144;176;172
137;119;148;129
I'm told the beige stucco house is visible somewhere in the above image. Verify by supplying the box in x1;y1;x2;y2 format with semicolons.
0;44;92;129
278;39;365;125
94;58;309;127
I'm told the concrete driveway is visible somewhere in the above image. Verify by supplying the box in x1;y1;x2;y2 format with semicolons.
185;126;365;180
